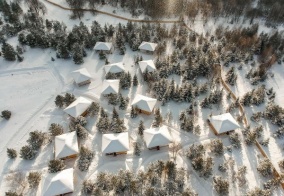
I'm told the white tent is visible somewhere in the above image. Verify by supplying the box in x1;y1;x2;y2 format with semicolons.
42;168;74;196
138;60;156;73
94;42;112;51
101;80;120;95
55;132;79;159
144;126;172;148
104;62;125;74
138;41;158;52
72;68;91;85
210;113;240;134
102;132;129;154
64;97;92;118
131;94;157;113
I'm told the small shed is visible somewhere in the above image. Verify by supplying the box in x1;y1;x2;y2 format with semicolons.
104;62;125;74
54;132;79;160
144;126;172;149
138;41;158;52
72;68;91;86
101;79;120;95
209;113;240;135
102;132;129;155
64;97;92;118
41;168;74;196
131;94;157;115
93;42;113;53
138;60;156;73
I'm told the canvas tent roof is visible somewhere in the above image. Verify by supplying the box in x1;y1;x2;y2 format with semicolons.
55;132;79;159
144;126;172;148
138;42;158;51
72;68;91;84
64;97;92;118
210;113;240;134
42;168;74;196
94;42;112;51
101;80;120;95
131;94;157;113
102;132;129;153
138;60;156;73
104;62;125;74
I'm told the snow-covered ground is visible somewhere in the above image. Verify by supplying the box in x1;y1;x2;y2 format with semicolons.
1;1;284;195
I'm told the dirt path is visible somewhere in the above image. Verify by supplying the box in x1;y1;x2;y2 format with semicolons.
45;0;182;24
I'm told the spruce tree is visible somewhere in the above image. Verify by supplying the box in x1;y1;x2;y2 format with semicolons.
7;148;17;159
48;159;66;173
130;106;137;118
138;120;145;136
49;123;63;136
72;43;84;64
133;74;138;86
20;145;37;160
152;108;163;128
55;95;65;108
2;42;16;61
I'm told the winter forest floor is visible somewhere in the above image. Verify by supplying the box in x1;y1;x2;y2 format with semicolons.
1;0;284;195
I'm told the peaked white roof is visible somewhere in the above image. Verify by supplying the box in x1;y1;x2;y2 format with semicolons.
105;62;125;74
101;80;120;95
138;60;156;73
94;42;112;51
210;113;240;134
72;68;91;84
55;132;79;159
64;97;92;118
144;126;172;148
42;168;74;196
102;132;129;153
139;41;158;51
131;94;157;113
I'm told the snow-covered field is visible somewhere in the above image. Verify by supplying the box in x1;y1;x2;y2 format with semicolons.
1;0;284;195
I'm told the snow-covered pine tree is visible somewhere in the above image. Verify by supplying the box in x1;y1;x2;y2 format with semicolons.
152;108;163;128
112;107;119;119
75;124;88;139
210;139;224;156
78;146;94;171
133;74;138;86
48;159;66;173
109;118;126;133
27;171;41;188
27;131;45;150
87;102;100;117
130;106;138;118
72;42;84;64
7;148;17;159
20;145;37;160
74;116;87;126
64;93;76;106
56;41;70;59
55;95;65;108
213;176;229;195
107;93;119;105
138;120;145;136
1;42;16;61
119;95;128;110
96;116;109;134
49;123;64;136
1;110;11;120
257;158;272;177
134;142;141;156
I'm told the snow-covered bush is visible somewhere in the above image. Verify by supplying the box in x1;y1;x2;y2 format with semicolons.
250;112;263;122
213;176;229;195
257;158;272;177
229;132;241;148
218;163;227;172
1;110;12;120
78;146;94;171
82;180;95;195
27;171;41;188
278;159;284;170
210;139;224;156
7;148;17;159
264;103;284;127
263;177;282;190
64;93;76;106
192;156;213;179
20;145;37;160
48;159;66;173
5;191;22;196
49;123;63;136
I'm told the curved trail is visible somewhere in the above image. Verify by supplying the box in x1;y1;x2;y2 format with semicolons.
44;0;182;24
